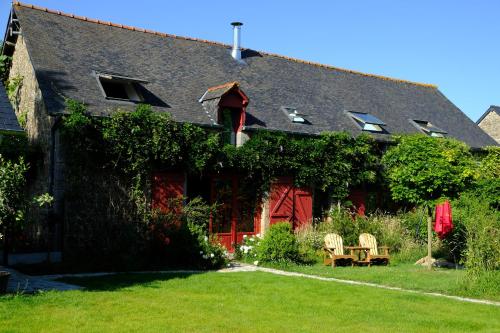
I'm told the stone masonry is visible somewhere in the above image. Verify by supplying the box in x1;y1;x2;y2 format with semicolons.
477;108;500;144
6;35;59;255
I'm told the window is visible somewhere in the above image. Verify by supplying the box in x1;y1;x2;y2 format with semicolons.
96;73;146;102
281;106;307;123
347;111;386;132
412;120;447;137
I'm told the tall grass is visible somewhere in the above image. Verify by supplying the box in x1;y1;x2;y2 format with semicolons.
295;209;429;264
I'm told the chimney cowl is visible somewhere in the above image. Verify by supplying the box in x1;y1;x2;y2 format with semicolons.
231;22;243;61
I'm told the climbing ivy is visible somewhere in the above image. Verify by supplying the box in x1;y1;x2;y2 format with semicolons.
220;130;379;200
0;54;11;83
61;100;380;209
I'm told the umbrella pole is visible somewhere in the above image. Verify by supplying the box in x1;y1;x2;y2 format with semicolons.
427;215;432;270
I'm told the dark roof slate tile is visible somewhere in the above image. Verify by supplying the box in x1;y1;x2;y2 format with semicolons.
10;3;497;148
0;82;23;133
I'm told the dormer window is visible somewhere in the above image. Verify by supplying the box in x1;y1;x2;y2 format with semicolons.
199;82;249;146
347;111;386;133
411;120;447;138
96;72;147;102
281;106;307;124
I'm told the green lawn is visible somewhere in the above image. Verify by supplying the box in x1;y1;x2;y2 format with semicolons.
1;271;499;332
261;262;500;301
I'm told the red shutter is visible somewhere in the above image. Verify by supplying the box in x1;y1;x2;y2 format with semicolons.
152;172;185;212
269;177;312;229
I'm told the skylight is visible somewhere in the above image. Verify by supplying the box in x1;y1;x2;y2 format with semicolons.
96;73;147;102
412;120;447;137
347;111;386;133
281;106;307;124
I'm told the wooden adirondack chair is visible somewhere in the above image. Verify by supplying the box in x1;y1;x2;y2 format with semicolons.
358;233;390;266
323;233;356;267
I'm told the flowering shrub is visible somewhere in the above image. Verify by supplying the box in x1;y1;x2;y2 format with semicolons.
235;234;262;263
197;235;228;269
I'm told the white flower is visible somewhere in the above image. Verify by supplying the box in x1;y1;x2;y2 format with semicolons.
243;235;248;239
256;233;261;238
253;260;259;266
204;236;208;242
210;253;215;258
199;251;203;255
249;238;254;242
227;263;231;267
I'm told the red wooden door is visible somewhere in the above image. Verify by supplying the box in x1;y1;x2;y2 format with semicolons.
152;172;185;212
269;177;295;225
293;187;313;229
269;177;312;229
210;175;260;251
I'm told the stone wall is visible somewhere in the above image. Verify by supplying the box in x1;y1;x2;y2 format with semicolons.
7;35;59;254
478;111;500;144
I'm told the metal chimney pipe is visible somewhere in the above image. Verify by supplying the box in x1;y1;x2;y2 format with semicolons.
231;22;243;61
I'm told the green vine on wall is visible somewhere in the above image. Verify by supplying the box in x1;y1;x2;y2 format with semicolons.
61;100;380;219
0;54;11;83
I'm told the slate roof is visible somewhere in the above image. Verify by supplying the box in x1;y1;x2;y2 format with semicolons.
5;2;497;148
476;105;500;124
0;82;23;133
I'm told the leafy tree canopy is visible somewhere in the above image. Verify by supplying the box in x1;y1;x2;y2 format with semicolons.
381;134;475;206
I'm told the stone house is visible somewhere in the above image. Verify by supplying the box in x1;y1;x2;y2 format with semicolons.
1;2;496;263
477;106;500;144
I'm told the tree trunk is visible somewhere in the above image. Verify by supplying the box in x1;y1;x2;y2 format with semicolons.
427;215;432;270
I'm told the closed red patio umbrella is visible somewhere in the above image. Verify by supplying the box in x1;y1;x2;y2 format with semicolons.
434;200;453;239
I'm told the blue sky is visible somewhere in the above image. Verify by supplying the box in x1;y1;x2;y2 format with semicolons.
1;0;499;121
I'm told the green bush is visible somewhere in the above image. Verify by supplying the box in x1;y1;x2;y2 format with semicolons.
258;222;300;263
149;197;228;269
452;192;500;275
0;155;28;239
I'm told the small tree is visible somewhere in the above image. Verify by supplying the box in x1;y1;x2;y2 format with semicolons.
0;155;28;265
382;135;475;268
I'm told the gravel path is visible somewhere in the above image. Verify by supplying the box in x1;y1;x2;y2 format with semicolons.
1;266;82;294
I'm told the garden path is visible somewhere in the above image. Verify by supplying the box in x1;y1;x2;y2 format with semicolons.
1;265;82;293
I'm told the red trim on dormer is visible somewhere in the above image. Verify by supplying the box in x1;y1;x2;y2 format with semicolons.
217;85;249;133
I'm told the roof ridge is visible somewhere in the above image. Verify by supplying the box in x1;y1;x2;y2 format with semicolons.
13;1;438;89
207;81;239;91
